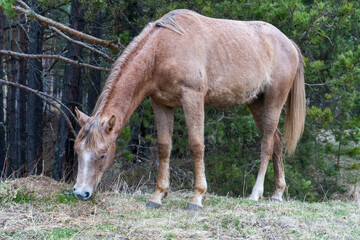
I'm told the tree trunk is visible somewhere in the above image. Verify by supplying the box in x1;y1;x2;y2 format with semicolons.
16;23;27;176
0;10;6;176
54;0;85;181
6;15;27;177
87;12;103;113
7;24;19;176
26;0;44;175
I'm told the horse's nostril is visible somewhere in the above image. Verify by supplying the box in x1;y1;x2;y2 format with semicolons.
84;192;90;198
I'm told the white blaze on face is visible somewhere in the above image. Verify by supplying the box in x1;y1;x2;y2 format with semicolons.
74;145;96;197
82;150;92;183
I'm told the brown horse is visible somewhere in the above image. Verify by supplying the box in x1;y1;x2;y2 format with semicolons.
73;10;305;209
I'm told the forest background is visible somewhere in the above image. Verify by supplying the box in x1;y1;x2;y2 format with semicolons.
0;0;359;202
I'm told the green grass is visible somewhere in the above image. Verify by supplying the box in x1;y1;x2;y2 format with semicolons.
0;177;359;239
50;228;80;239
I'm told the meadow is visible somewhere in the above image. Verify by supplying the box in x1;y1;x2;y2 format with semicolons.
0;176;359;239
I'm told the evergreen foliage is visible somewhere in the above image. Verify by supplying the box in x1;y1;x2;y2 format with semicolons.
123;0;360;201
0;0;359;201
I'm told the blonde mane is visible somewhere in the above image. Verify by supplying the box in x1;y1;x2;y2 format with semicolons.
91;10;196;116
91;22;156;116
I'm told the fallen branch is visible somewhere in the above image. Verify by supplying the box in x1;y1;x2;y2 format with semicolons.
12;0;122;52
0;78;78;137
0;50;111;72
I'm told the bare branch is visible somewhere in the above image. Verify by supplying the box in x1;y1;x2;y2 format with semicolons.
37;90;80;127
46;46;67;72
15;0;29;9
305;81;332;86
50;26;115;63
12;0;122;52
0;49;111;72
0;78;79;125
0;79;78;138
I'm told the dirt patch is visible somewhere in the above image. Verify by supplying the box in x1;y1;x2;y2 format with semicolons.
9;175;69;198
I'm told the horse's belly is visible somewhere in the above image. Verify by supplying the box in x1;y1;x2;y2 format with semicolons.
205;75;270;108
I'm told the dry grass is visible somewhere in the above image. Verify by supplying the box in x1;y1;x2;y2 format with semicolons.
0;176;359;239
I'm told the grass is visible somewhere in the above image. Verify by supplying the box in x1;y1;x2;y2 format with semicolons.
0;176;359;239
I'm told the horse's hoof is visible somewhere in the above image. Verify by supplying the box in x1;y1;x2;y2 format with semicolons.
270;197;282;202
249;195;260;201
186;203;202;211
146;201;161;209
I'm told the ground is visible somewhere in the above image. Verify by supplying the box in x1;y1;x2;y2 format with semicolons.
0;176;359;239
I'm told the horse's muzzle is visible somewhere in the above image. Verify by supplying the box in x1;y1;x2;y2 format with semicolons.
73;188;91;200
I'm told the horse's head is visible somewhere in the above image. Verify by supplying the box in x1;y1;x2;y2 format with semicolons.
73;107;117;200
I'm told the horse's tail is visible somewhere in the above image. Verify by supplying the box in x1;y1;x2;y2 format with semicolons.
284;42;306;155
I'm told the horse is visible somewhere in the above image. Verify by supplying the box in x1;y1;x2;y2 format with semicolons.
73;9;306;210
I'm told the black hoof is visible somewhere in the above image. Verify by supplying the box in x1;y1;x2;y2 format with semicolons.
186;203;202;211
270;197;282;202
146;201;161;209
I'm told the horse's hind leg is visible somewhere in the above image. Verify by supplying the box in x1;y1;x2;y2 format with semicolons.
270;129;286;201
248;94;285;201
147;99;174;208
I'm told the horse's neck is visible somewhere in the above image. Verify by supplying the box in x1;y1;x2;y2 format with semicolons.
102;45;155;133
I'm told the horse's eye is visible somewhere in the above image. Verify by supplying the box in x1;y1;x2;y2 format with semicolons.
99;153;106;160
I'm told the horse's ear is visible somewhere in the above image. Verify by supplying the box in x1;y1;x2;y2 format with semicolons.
104;115;116;134
75;107;90;126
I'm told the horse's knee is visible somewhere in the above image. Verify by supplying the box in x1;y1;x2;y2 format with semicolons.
158;142;171;160
189;141;204;160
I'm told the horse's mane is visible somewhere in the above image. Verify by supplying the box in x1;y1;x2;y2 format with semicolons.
75;116;104;150
91;9;196;117
91;22;156;116
155;10;188;35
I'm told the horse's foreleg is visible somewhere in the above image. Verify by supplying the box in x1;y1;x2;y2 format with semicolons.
181;89;207;210
271;129;286;201
147;99;174;208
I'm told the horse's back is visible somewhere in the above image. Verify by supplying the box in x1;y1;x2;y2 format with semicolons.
152;10;299;108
